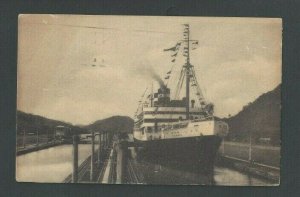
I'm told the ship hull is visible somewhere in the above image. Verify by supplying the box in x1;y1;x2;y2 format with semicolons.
133;135;222;179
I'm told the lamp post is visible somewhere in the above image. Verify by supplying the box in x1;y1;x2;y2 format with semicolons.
46;129;49;144
222;137;225;155
98;131;102;167
248;107;254;164
249;131;252;163
106;131;109;148
72;135;79;183
88;131;102;182
90;131;95;181
53;128;56;143
36;129;39;147
22;130;26;148
104;131;107;148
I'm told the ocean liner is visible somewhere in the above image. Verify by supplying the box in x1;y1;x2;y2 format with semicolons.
133;24;228;175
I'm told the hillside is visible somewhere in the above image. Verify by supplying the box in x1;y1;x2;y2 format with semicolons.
17;111;85;135
17;110;134;138
85;116;134;137
223;84;281;145
18;83;280;144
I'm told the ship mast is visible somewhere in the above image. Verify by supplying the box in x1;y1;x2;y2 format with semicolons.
184;24;192;120
164;24;211;119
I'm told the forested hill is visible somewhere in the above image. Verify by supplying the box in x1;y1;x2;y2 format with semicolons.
17;111;85;135
17;110;133;137
223;84;281;145
19;84;280;144
85;116;134;137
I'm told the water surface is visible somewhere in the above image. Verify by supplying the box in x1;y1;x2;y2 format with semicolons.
16;144;91;183
130;148;275;186
214;166;275;186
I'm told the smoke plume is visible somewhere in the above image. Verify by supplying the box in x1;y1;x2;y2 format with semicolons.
134;62;165;88
149;68;165;88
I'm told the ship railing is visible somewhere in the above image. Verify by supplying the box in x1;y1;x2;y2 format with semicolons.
191;116;213;122
160;122;188;132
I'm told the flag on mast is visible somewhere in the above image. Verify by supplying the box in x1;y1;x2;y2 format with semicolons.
164;42;181;52
171;52;178;57
164;46;177;51
191;40;199;50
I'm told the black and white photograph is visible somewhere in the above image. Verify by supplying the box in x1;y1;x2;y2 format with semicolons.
16;15;281;186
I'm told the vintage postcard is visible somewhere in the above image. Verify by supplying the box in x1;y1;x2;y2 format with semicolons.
16;15;281;185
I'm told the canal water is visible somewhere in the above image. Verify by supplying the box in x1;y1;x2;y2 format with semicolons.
16;145;275;185
214;166;274;186
129;148;275;186
16;144;91;183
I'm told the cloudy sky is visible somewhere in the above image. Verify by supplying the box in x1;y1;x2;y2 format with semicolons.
17;15;282;125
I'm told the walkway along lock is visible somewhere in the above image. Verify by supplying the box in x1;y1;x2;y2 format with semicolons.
66;131;129;183
116;140;128;184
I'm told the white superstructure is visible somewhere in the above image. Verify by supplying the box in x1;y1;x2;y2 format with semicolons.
133;24;228;143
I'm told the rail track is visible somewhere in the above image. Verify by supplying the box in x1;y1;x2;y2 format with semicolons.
63;155;91;183
126;158;144;184
97;147;115;183
63;145;113;183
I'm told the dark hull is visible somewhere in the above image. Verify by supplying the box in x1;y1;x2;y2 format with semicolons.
133;136;222;179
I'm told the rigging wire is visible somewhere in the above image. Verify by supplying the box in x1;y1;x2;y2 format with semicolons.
175;69;186;100
23;22;179;34
177;72;186;100
169;71;186;121
164;63;176;87
173;71;182;98
191;67;206;103
134;87;148;117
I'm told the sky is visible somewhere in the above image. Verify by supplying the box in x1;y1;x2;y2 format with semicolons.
17;15;282;125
